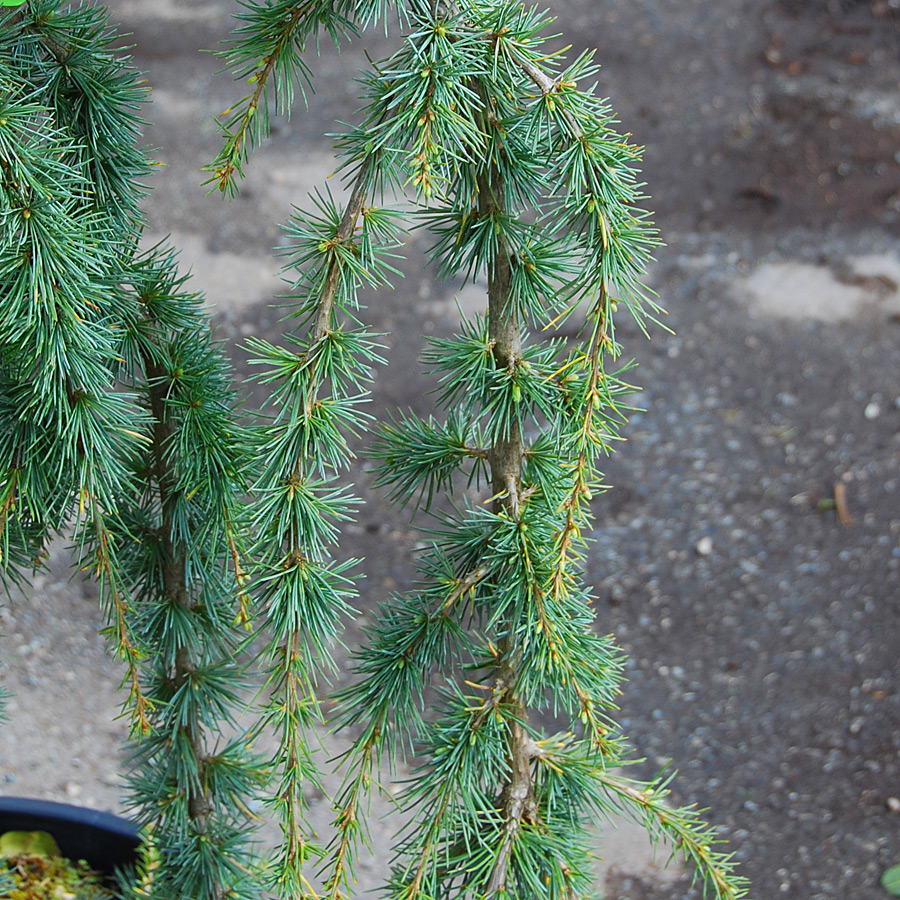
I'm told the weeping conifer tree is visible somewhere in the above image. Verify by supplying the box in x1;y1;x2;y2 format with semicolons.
211;1;749;899
0;6;264;900
0;1;749;900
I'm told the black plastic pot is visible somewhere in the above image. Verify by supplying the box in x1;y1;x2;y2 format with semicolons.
0;796;140;879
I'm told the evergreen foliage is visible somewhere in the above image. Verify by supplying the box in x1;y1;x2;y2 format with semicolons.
0;2;750;900
1;6;263;900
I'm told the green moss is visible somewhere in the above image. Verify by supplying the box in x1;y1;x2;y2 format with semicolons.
0;832;110;900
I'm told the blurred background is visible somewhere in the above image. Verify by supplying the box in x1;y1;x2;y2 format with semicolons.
1;1;899;898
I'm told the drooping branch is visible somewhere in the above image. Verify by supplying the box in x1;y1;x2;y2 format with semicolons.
254;152;377;899
474;82;539;896
209;0;317;193
144;354;214;833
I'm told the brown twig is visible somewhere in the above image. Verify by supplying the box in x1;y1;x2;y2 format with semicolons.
834;481;853;527
312;164;371;342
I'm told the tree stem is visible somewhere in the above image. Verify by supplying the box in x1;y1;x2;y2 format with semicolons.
477;89;537;895
145;357;212;837
480;159;522;517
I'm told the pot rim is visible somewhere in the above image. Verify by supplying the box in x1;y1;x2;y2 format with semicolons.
0;795;140;878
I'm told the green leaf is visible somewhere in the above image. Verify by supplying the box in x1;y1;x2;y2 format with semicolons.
882;865;900;896
0;830;61;859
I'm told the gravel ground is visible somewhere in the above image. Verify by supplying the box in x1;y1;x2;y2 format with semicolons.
590;228;900;900
2;1;900;899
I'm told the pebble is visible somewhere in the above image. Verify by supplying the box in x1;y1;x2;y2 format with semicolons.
695;536;714;556
887;797;900;813
864;402;881;420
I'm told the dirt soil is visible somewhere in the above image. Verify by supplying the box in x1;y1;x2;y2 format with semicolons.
2;1;900;899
